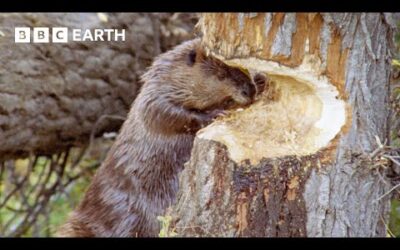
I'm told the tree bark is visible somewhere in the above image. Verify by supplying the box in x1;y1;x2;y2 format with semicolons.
0;13;198;161
171;13;396;237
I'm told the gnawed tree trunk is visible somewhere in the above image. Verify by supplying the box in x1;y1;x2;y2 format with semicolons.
170;13;396;237
0;13;198;161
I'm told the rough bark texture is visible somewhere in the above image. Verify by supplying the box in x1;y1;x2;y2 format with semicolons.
0;13;198;161
171;13;396;237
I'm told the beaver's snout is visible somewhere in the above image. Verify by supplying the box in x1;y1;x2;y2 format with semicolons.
253;73;268;95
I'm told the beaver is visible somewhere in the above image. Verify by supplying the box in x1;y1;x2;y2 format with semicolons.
57;38;267;237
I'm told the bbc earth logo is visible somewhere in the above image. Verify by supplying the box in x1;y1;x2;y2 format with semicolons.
15;27;126;43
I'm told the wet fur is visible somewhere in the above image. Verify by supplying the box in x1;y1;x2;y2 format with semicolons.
57;39;262;237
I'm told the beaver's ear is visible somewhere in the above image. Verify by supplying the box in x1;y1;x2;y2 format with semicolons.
187;49;197;66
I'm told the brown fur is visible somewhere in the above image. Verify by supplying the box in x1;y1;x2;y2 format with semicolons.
57;39;265;237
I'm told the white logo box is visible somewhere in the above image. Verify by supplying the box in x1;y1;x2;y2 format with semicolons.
14;27;125;43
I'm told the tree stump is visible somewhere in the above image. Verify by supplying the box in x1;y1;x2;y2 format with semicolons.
170;13;396;237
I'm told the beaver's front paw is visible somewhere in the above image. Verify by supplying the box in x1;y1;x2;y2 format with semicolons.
192;109;226;128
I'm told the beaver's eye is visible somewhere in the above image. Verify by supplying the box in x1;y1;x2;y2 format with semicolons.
187;50;197;66
223;98;235;107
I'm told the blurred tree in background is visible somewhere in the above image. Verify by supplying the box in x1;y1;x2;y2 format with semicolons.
388;13;400;238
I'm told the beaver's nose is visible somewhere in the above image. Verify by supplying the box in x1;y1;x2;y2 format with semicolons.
253;73;267;94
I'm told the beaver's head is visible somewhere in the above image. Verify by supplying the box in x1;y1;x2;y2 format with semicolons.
180;48;267;113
